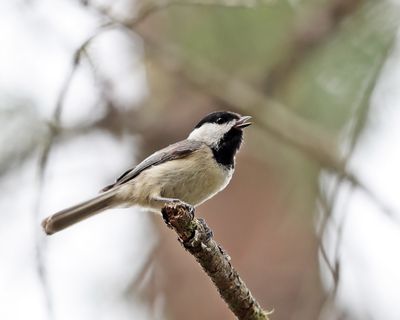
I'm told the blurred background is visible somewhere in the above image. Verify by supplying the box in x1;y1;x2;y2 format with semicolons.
1;0;400;319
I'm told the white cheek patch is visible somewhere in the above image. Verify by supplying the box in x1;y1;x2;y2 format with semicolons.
187;122;234;147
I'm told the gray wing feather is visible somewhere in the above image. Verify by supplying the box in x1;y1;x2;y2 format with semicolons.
101;140;204;192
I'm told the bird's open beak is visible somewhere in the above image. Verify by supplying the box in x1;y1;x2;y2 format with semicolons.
234;116;252;129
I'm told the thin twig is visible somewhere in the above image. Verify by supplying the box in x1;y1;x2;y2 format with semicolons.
33;22;100;318
162;203;270;320
33;137;55;320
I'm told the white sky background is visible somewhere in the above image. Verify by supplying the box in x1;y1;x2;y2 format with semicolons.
0;1;158;320
320;31;400;320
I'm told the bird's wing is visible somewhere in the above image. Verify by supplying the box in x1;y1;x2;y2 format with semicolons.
101;139;204;192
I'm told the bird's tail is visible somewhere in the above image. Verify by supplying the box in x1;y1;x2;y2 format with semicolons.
41;189;120;235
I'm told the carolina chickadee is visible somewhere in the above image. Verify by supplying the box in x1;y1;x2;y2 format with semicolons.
42;111;251;235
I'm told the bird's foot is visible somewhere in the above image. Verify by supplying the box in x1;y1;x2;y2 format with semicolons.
161;200;195;228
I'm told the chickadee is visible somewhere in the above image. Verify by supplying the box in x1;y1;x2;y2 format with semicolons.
42;111;251;235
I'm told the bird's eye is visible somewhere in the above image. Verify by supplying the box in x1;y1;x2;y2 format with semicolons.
216;117;224;124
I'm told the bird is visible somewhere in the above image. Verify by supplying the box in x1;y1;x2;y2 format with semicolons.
41;111;252;235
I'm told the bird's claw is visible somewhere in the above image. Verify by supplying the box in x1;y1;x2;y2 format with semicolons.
170;200;195;220
162;200;195;228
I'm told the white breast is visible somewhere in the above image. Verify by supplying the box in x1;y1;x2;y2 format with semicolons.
125;145;233;210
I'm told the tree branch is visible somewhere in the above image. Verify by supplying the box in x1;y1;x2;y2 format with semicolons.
162;203;270;320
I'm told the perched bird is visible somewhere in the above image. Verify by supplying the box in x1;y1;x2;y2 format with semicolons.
42;111;252;235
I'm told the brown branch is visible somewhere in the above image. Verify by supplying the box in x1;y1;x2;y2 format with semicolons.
162;203;270;320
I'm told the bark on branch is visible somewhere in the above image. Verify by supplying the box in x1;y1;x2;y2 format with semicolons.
162;203;270;320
